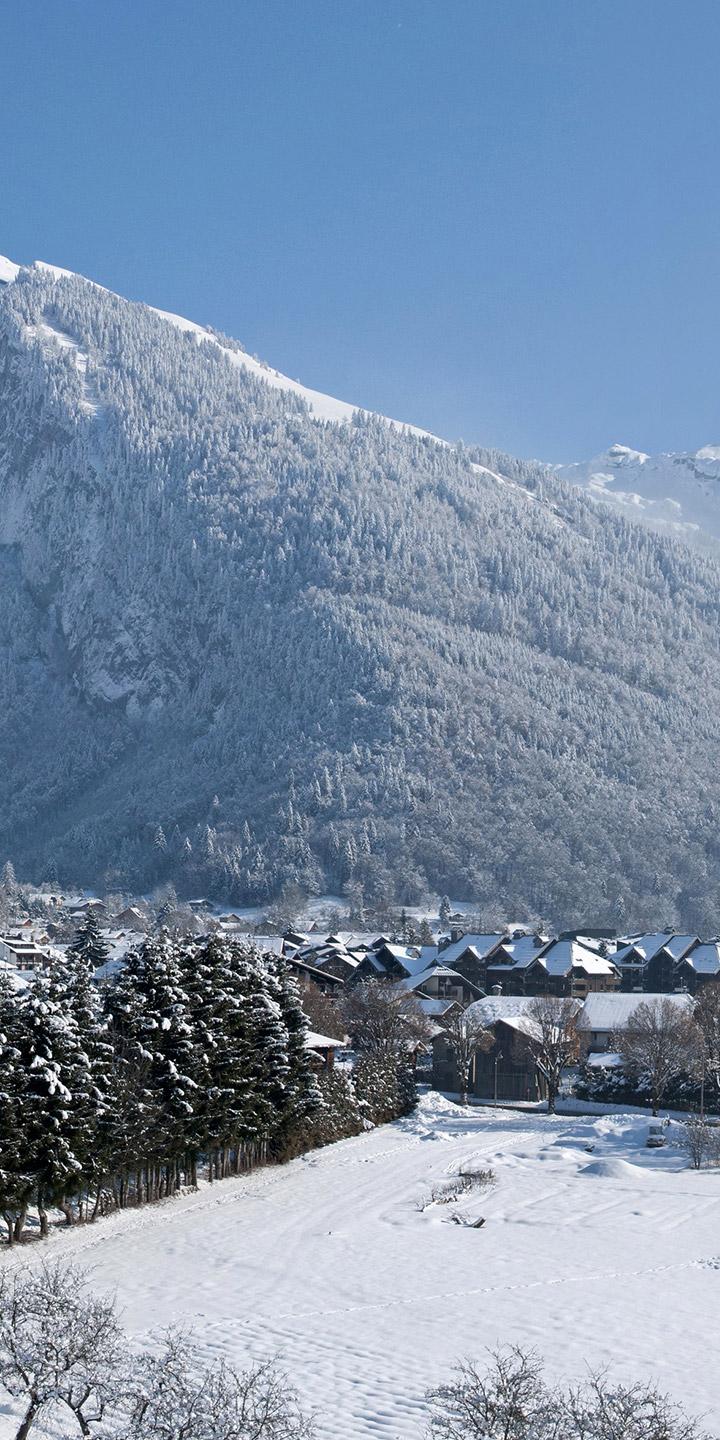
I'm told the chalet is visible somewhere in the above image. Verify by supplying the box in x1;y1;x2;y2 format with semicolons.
485;934;549;995
353;943;437;984
283;929;312;949
432;996;547;1102
416;996;462;1028
672;943;720;994
397;964;482;1007
576;990;693;1056
113;906;149;932
435;933;505;989
285;953;344;994
613;933;697;991
0;936;53;972
67;898;106;919
300;948;360;984
522;939;620;998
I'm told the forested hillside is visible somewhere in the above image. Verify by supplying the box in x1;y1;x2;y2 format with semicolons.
2;259;720;928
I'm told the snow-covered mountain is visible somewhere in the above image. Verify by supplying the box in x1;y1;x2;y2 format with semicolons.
556;443;720;554
4;251;720;928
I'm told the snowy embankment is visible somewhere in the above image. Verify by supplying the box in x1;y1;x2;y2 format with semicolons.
3;1093;720;1439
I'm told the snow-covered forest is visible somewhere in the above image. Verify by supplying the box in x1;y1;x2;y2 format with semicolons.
4;263;720;927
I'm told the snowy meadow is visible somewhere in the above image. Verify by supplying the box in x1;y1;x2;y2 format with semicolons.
2;1092;719;1439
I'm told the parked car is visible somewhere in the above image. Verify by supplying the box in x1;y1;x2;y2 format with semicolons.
646;1121;666;1148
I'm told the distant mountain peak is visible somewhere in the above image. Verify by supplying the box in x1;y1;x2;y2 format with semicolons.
556;441;720;552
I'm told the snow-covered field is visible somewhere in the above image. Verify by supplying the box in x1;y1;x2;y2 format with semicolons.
4;1094;720;1438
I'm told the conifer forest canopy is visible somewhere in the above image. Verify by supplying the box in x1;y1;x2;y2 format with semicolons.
1;263;720;929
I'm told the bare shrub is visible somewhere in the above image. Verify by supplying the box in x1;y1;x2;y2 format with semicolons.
0;1262;125;1440
426;1346;713;1439
429;1167;495;1206
0;1262;314;1440
678;1115;720;1171
125;1329;314;1440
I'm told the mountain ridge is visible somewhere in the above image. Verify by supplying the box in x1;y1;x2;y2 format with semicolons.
2;253;720;929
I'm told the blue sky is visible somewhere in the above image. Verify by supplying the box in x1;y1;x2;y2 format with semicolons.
2;0;720;460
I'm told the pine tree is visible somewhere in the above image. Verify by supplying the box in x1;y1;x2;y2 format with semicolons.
67;908;110;975
19;976;92;1234
106;935;198;1199
47;946;113;1218
267;958;320;1160
0;975;33;1242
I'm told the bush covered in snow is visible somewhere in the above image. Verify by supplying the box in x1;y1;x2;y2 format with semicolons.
354;1054;417;1125
0;1262;314;1440
426;1345;713;1439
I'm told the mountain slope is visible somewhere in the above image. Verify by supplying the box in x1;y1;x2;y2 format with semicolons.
2;256;720;928
556;442;720;555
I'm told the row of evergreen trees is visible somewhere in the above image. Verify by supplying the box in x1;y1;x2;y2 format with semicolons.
0;924;322;1244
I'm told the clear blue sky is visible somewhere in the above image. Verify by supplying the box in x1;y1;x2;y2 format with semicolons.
3;0;720;461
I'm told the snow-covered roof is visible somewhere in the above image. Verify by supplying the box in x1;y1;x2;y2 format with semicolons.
577;991;693;1032
682;943;720;974
304;1031;344;1051
663;935;698;961
614;933;675;965
437;934;504;968
254;936;285;955
499;1014;543;1043
374;944;438;976
416;997;458;1016
489;935;547;970
397;964;467;991
539;939;617;977
464;995;538;1027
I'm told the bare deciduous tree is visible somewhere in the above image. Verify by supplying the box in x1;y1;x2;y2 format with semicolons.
678;1115;720;1171
126;1330;314;1440
617;999;696;1115
564;1369;712;1439
426;1346;713;1439
691;983;720;1101
341;981;433;1059
443;1009;494;1104
427;1347;566;1439
0;1262;125;1440
297;979;345;1041
526;997;579;1114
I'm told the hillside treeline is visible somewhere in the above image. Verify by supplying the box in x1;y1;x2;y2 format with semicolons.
0;932;411;1243
4;266;720;927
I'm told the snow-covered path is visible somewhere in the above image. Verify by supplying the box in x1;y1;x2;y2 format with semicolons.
5;1094;720;1438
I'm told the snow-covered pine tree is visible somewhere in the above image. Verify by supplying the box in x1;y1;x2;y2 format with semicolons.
0;974;33;1242
47;945;113;1219
105;934;198;1200
264;956;320;1160
66;908;110;975
19;975;92;1234
180;933;237;1183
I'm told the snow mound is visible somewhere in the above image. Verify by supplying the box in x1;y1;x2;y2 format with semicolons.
580;1157;650;1180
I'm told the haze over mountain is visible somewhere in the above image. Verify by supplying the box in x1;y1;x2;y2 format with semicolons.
3;252;720;929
